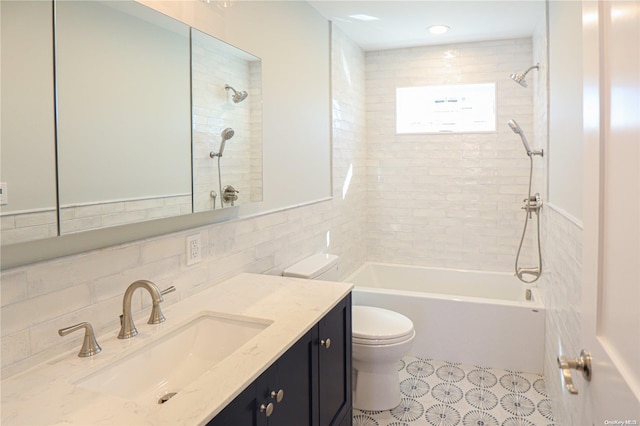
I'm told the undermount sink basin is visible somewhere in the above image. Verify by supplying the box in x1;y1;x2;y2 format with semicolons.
74;311;272;405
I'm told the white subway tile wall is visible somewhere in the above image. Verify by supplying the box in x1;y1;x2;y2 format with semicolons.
0;210;58;245
1;195;193;244
192;35;261;212
365;39;537;271
59;195;192;233
539;205;583;426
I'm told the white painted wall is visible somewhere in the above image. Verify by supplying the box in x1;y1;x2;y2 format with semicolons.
548;1;584;221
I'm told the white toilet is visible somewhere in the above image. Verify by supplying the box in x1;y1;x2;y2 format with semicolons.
351;305;415;410
283;254;416;411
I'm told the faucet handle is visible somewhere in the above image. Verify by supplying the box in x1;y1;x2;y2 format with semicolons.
58;322;102;357
161;286;176;296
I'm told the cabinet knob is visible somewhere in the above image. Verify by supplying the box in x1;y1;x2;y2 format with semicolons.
270;389;284;403
320;338;331;349
260;402;274;417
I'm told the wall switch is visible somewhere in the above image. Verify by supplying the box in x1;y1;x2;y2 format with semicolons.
186;234;201;265
0;182;7;205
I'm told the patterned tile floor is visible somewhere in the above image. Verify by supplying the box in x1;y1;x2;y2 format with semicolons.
353;355;556;426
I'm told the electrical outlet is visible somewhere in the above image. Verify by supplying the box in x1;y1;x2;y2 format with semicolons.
186;234;201;265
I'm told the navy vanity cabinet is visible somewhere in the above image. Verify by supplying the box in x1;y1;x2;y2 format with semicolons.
206;329;314;426
318;294;352;426
207;294;352;426
206;375;267;426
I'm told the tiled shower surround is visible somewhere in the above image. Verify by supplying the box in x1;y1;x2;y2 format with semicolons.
365;38;537;272
191;35;263;212
1;26;581;425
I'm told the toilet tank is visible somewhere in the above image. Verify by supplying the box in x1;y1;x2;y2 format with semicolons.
282;254;339;281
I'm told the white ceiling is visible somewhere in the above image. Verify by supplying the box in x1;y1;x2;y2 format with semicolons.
306;1;546;51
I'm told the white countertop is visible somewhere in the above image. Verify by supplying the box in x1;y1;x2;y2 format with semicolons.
1;273;353;425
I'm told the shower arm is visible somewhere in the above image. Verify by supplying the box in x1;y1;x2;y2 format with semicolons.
522;64;540;77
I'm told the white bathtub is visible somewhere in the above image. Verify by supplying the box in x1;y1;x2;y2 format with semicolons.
345;262;545;374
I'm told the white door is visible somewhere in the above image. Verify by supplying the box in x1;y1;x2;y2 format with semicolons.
582;0;640;424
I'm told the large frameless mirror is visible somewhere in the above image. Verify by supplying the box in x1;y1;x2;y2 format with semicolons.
1;0;58;245
1;0;263;251
55;1;192;235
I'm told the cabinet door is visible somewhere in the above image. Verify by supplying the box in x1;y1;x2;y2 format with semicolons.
206;373;268;426
266;328;316;425
318;294;352;426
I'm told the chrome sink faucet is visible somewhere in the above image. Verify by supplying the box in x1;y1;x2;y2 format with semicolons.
118;280;176;339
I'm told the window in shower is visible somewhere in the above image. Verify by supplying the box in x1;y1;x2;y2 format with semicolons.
396;83;496;134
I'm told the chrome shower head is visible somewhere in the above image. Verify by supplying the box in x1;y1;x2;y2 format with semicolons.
508;119;532;155
225;84;248;103
211;128;235;158
510;63;540;88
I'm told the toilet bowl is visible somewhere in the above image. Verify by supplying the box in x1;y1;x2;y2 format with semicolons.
352;305;415;411
282;255;415;411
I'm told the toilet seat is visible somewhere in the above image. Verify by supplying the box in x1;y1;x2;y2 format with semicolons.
352;306;415;345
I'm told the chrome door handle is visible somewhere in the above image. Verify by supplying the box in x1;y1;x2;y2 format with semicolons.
320;338;331;349
557;349;591;394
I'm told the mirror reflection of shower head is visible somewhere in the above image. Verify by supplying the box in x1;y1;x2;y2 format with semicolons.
211;127;235;158
225;84;248;103
508;120;543;157
510;63;540;88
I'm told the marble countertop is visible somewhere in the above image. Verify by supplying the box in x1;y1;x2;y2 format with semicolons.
1;273;353;425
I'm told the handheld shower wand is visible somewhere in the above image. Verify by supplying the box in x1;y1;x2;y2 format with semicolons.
209;128;235;209
507;119;543;283
210;128;235;158
225;84;248;103
508;120;543;157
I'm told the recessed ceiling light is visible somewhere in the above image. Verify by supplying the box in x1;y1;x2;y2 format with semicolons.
348;14;380;22
428;25;450;35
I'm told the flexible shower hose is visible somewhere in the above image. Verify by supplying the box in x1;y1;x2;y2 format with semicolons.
515;155;542;283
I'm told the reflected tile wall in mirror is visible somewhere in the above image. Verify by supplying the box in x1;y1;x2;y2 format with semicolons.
191;28;262;212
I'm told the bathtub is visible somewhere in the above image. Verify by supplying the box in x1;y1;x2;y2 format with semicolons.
345;262;545;374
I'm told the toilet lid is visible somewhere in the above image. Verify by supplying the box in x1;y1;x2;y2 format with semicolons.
352;305;414;342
